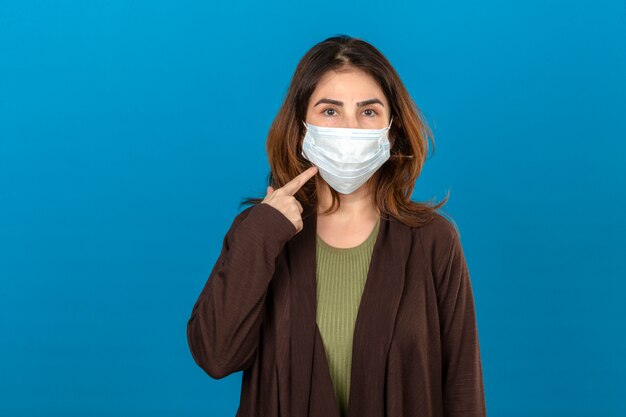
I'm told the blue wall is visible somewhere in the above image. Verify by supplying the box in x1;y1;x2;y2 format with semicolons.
1;1;625;415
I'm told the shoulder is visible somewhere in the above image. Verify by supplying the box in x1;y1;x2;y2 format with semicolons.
226;202;296;239
219;204;258;239
410;211;463;266
233;202;292;227
232;204;257;224
414;211;460;241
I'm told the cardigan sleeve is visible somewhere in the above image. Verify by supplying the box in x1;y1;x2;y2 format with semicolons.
434;224;487;417
186;203;297;379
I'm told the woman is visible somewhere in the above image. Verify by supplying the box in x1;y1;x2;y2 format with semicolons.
187;35;487;417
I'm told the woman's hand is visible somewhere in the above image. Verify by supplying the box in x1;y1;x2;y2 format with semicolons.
262;166;318;234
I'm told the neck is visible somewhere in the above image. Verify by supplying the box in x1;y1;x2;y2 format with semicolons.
316;179;379;220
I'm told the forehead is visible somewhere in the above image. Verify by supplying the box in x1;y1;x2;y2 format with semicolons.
311;68;387;101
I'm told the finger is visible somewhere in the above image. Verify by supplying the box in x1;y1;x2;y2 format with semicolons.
279;166;318;196
293;218;303;233
295;199;303;213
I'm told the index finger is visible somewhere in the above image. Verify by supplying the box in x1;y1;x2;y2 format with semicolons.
279;166;318;196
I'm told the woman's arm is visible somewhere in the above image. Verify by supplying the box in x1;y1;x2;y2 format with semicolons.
186;203;296;379
433;222;487;417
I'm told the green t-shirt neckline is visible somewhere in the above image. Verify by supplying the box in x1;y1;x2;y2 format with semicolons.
315;217;381;253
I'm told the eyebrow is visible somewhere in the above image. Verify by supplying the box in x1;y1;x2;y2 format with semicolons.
313;98;385;107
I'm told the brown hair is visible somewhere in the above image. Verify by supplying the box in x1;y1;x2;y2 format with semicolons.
240;34;450;228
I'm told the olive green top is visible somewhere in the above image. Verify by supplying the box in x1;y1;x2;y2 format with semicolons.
315;218;381;417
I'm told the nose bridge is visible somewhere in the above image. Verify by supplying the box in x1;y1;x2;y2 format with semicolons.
345;113;359;128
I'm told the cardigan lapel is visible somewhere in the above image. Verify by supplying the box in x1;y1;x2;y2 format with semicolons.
286;205;410;417
286;205;320;417
347;214;410;417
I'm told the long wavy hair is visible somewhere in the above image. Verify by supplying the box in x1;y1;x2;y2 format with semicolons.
240;34;449;228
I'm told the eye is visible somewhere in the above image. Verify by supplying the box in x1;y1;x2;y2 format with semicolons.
363;109;378;117
322;108;337;117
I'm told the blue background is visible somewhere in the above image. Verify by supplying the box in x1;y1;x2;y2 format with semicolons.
1;0;625;416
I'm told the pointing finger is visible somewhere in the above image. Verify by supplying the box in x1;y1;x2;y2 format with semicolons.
279;166;318;196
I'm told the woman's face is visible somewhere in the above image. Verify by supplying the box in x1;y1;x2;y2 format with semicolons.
305;67;391;129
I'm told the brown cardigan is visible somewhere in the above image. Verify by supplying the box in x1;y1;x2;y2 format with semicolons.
187;202;487;417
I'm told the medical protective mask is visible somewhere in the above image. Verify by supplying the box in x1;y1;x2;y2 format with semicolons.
301;117;393;194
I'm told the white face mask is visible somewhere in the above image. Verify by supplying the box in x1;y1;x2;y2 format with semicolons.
301;117;393;194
